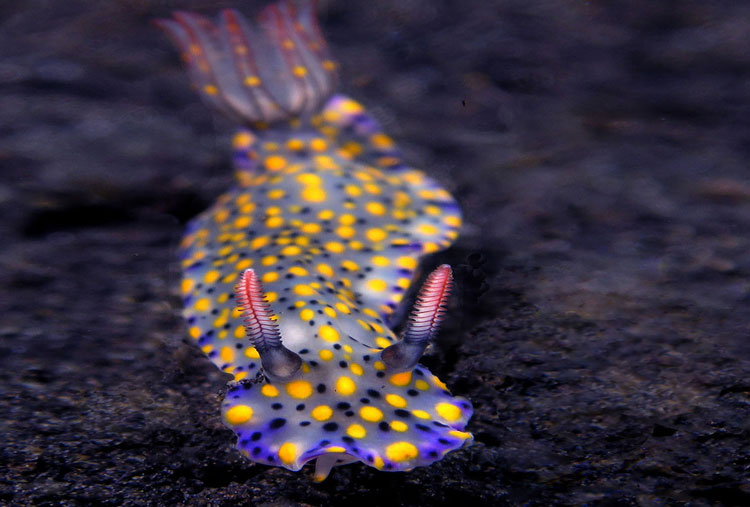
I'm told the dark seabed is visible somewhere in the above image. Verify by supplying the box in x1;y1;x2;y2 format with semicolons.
1;0;749;505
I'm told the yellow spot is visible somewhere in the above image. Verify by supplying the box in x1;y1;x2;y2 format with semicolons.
390;371;412;387
234;216;252;228
318;209;334;220
418;223;439;235
449;430;472;439
281;245;302;257
311;405;333;421
297;173;322;185
325;241;345;254
261;255;277;266
373;361;386;371
225;405;253;425
262;271;279;283
220;346;234;363
373;456;385;470
284;380;312;400
364;183;381;195
233;326;245;339
323;307;337;318
251;236;269;250
181;278;194;294
245;347;260;360
232;132;254;148
336;376;356;395
236;259;253;271
412;410;431;419
204;84;218;95
371;133;395;149
385;394;407;408
310;138;327;151
278;442;297;465
299;309;314;321
375;336;391;348
261;384;279;397
359;406;383;422
189;326;201;339
294;284;315;296
319;325;340;342
264;155;287;171
365;201;387;216
415;379;430;391
292;65;307;77
367;256;388;268
244;76;261;87
267;189;285;200
367;279;388;292
346;424;366;439
287;138;304;150
366;228;387;242
301;186;327;202
266;291;278;303
266;216;284;228
319;349;334;361
302;222;321;234
350;364;363;376
385;442;418;462
234;371;248;381
325;446;346;453
315;263;333;278
345;185;362;197
433;375;448;391
397;256;418;269
391;420;408;432
444;215;461;227
435;402;462;421
194;298;211;312
336;226;356;239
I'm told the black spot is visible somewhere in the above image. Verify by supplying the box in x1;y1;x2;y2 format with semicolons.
322;422;338;432
252;447;262;456
300;421;311;426
271;403;283;410
414;369;424;376
407;389;419;397
333;344;342;350
296;403;305;411
366;389;381;398
363;355;371;362
309;321;315;326
309;360;319;367
359;397;370;404
299;348;309;354
416;424;431;432
433;421;449;428
250;432;262;441
428;450;438;458
394;409;410;418
240;439;249;446
345;411;354;417
336;402;351;410
339;361;348;368
376;371;385;378
378;422;390;431
438;438;450;445
320;439;331;446
317;383;326;393
366;455;374;463
235;343;243;349
342;436;354;444
269;418;286;429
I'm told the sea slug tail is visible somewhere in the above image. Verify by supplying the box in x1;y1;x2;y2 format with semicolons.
157;0;337;125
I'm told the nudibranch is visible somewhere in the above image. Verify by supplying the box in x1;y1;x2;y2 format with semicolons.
158;0;472;480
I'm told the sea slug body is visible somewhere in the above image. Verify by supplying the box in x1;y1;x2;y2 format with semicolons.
158;0;472;480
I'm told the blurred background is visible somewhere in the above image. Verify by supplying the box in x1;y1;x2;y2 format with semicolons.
1;0;748;505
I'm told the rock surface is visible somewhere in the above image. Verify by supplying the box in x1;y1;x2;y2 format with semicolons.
1;0;748;505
